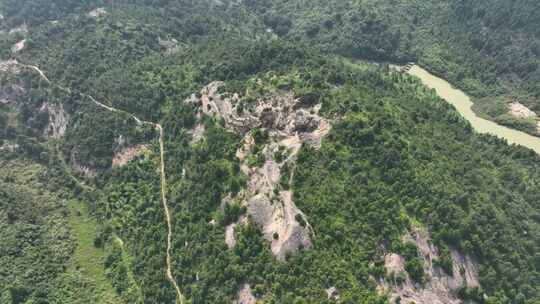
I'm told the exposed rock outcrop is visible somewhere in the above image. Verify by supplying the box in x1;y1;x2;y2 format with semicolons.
247;190;312;260
88;8;107;18
326;287;340;300
188;123;205;144
0;141;19;152
0;83;24;104
384;253;406;276
0;59;20;74
225;223;238;249
158;37;181;55
112;144;149;168
11;39;26;53
39;102;69;138
9;24;28;35
69;150;97;178
508;102;537;119
0;60;25;105
379;228;480;304
234;284;257;304
188;81;331;260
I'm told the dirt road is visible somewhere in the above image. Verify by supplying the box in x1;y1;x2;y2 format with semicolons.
16;63;185;304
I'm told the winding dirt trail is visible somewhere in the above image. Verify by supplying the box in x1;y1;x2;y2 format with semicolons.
157;124;185;304
16;63;184;304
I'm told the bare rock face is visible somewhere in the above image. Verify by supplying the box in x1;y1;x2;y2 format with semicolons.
39;102;69;138
234;284;257;304
112;144;149;168
9;24;28;35
0;59;21;74
449;249;479;290
0;141;19;152
88;8;107;18
325;287;340;300
70;150;97;178
11;39;26;53
0;60;25;104
247;191;312;260
239;139;314;260
508;102;537;119
259;108;276;129
158;37;181;55
225;215;248;249
384;253;406;275
188;81;331;260
379;227;480;304
188;123;205;144
0;83;24;104
225;223;238;249
190;81;331;140
294;109;320;132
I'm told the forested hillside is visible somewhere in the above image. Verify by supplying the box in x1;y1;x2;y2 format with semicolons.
241;0;540;134
3;0;538;134
0;1;539;304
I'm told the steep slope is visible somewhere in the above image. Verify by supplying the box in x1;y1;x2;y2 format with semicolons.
0;2;538;304
4;0;538;134
243;0;540;135
0;154;128;303
97;52;539;303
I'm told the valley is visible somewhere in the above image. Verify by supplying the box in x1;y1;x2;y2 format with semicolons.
408;65;540;154
0;1;539;303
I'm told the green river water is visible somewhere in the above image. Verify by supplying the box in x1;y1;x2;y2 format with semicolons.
408;65;540;155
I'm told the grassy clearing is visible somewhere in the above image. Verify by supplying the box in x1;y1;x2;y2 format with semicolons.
67;199;123;304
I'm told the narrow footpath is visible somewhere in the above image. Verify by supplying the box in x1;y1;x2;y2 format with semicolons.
18;63;185;304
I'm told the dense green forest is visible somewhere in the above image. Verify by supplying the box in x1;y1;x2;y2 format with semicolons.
3;0;538;133
237;0;540;134
1;1;539;304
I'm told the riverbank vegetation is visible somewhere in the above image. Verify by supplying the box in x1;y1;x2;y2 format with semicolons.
241;0;540;135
